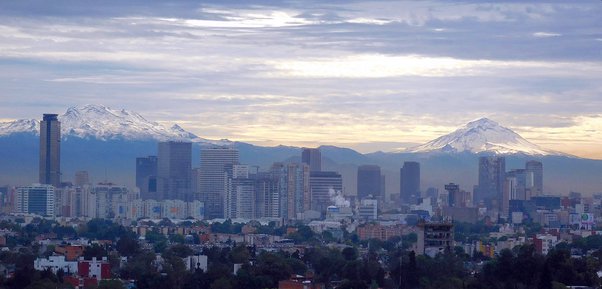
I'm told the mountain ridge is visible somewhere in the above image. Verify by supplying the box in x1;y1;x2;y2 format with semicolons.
0;104;230;145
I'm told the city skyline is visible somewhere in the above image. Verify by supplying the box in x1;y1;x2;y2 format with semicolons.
0;1;601;159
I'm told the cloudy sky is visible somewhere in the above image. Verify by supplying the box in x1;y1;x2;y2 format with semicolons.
1;0;601;158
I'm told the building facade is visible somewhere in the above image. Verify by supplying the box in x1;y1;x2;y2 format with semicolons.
15;184;55;217
39;114;61;188
476;156;506;209
400;161;420;205
310;171;342;213
301;148;322;172
357;165;382;201
198;147;239;219
526;160;543;196
157;142;192;201
136;156;158;199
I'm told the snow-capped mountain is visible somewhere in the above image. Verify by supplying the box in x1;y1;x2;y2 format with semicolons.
0;119;38;136
0;104;228;144
405;118;565;156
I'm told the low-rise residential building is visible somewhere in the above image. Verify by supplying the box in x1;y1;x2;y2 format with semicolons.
356;223;404;241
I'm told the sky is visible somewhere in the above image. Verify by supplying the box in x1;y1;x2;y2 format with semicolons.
0;0;601;158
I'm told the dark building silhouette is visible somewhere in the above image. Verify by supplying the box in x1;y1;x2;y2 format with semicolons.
400;161;420;204
157;142;192;201
39;114;61;187
476;156;506;208
302;148;322;172
136;156;158;199
357;165;381;200
526;160;543;195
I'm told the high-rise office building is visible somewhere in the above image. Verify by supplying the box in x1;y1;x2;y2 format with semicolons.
357;165;381;200
157;142;192;201
476;156;506;208
74;171;90;187
310;171;342;212
506;169;531;200
400;161;420;204
302;148;322;172
198;147;239;219
255;172;280;218
39;114;61;188
136;156;158;199
224;164;256;219
288;163;311;218
526;160;543;195
15;184;55;217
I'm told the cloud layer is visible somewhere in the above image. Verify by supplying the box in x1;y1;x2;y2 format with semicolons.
0;0;601;158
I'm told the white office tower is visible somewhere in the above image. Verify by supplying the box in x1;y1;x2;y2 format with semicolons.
15;184;55;217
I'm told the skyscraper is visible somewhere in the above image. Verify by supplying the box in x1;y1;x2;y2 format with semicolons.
302;148;322;172
310;171;342;212
136;156;158;199
39;114;61;188
288;163;311;218
255;172;280;219
157;142;192;201
476;156;506;208
198;147;239;219
400;161;420;204
526;160;543;195
506;169;528;200
224;164;256;219
357;165;381;200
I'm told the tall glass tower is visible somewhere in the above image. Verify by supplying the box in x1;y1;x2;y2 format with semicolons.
39;114;61;187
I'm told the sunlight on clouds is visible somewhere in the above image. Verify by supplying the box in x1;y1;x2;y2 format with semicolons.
155;9;316;28
519;115;602;159
533;32;561;38
346;18;393;25
270;54;488;78
269;54;602;78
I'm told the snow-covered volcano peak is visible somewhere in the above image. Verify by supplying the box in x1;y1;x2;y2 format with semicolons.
0;104;230;145
405;118;563;156
59;104;191;141
465;117;499;129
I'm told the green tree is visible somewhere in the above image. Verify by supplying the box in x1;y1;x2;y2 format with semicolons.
342;247;358;261
83;244;107;260
116;232;140;257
